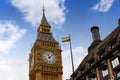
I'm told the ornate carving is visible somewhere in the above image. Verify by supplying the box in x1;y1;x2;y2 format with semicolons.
29;8;62;80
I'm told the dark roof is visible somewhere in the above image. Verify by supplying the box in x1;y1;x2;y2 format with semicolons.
91;26;99;31
71;20;120;77
37;32;57;42
40;9;50;27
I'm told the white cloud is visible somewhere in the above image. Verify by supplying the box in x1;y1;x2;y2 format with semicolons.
0;46;87;80
0;59;28;80
92;0;114;12
63;46;86;57
0;21;26;54
11;0;67;27
62;46;87;80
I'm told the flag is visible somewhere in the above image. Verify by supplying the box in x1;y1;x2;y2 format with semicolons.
61;36;70;42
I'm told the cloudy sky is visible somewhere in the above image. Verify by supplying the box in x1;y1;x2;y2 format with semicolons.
0;0;120;80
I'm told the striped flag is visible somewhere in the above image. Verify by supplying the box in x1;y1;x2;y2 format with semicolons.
61;36;70;42
61;35;75;72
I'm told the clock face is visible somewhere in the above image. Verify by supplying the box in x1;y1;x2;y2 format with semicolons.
42;51;57;64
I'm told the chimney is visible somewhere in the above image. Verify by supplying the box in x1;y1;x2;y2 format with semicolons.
91;26;101;42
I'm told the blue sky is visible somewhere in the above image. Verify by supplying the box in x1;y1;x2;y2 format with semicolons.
0;0;120;80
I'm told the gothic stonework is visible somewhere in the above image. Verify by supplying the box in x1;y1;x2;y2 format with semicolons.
29;8;63;80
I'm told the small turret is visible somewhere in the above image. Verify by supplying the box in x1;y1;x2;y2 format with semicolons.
91;26;101;42
88;26;101;55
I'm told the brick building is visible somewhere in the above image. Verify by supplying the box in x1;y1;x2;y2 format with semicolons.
71;18;120;80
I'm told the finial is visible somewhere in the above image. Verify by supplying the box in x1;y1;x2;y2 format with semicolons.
43;5;45;13
118;18;120;25
40;5;50;26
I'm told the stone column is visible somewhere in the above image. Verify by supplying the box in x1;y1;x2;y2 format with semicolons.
96;68;102;80
107;59;115;80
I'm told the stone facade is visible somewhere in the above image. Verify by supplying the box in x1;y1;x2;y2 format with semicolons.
29;8;63;80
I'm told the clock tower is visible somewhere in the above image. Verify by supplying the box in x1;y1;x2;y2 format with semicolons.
29;8;63;80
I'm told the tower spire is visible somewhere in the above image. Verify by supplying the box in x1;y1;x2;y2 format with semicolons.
40;6;50;26
43;6;45;14
37;6;51;34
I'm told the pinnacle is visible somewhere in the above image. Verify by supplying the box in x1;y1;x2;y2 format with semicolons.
40;8;50;26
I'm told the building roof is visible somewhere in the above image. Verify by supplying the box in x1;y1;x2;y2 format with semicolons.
40;8;50;27
36;8;57;43
37;32;57;42
71;18;120;78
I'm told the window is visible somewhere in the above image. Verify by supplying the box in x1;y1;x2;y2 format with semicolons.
112;57;119;68
102;69;109;77
117;71;120;78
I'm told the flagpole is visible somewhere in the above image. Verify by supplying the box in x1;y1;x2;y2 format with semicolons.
69;34;74;73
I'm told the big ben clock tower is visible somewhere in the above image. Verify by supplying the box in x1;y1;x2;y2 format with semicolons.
29;8;63;80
